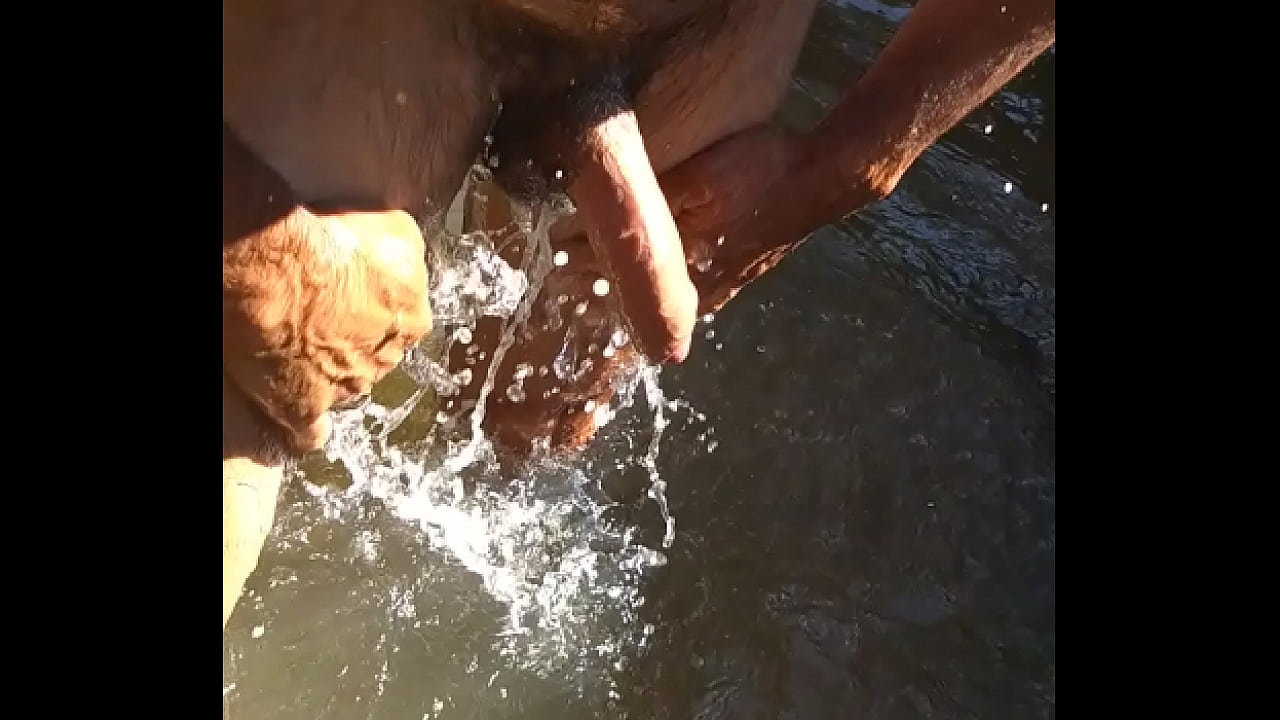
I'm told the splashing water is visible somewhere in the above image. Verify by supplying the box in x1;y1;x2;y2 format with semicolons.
295;167;694;699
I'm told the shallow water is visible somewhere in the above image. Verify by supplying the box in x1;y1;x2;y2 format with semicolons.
223;1;1055;718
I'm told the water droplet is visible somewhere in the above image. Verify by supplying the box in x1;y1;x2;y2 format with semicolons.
592;278;610;296
574;301;588;316
1003;181;1013;193
756;344;765;353
554;169;564;180
704;329;715;340
455;326;473;345
1000;4;1007;11
715;342;724;350
716;236;725;246
553;250;569;266
1041;203;1049;212
251;625;265;639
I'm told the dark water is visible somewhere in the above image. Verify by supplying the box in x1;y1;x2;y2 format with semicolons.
223;1;1055;718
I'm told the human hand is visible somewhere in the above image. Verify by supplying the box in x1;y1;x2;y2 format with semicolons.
223;205;433;454
660;123;879;315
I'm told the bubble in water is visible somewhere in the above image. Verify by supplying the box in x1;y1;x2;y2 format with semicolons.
1003;181;1013;193
701;313;715;324
574;301;588;316
611;329;629;347
602;345;616;358
704;329;715;340
506;383;526;403
250;625;265;639
513;362;534;380
1041;203;1049;212
583;400;597;413
983;124;993;134
553;250;569;266
694;258;713;273
454;368;473;386
592;278;610;296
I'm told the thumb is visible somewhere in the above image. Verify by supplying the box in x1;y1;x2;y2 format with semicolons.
659;167;713;218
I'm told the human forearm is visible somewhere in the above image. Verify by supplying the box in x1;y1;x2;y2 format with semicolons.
803;0;1055;222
